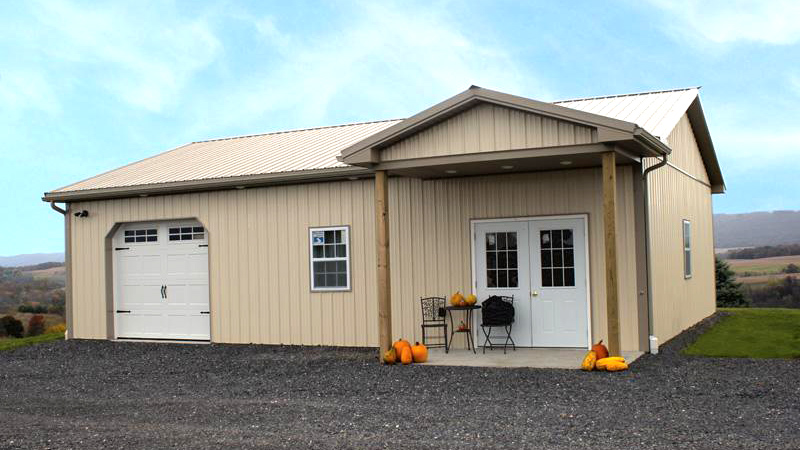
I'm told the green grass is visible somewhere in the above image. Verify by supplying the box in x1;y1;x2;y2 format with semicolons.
684;308;800;359
0;332;64;352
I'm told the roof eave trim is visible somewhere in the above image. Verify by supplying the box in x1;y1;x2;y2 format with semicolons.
42;166;373;202
685;97;725;193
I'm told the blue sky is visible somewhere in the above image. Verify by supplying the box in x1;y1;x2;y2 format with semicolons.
1;0;799;256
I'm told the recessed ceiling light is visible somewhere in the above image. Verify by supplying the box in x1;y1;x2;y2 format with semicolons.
235;186;246;190
501;165;514;170
139;194;148;197
348;176;359;180
445;170;458;174
560;160;573;166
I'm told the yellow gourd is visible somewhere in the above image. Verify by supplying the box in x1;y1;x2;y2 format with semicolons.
400;346;413;365
605;360;629;372
595;356;626;371
580;350;597;371
383;348;397;365
465;294;478;306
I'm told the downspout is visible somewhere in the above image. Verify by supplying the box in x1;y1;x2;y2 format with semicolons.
50;201;72;339
642;155;667;352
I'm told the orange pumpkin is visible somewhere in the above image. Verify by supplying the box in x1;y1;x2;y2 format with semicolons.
392;339;410;359
411;342;428;363
400;346;413;365
383;348;397;365
450;291;465;306
592;340;609;360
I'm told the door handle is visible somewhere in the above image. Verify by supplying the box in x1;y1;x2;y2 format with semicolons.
531;291;539;297
163;285;167;299
160;285;165;299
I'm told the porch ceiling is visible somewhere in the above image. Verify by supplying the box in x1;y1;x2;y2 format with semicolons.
380;144;641;179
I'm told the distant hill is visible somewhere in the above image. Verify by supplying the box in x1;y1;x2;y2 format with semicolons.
0;253;64;267
714;211;800;249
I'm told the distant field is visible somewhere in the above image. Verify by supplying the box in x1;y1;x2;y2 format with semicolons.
727;255;800;274
24;266;66;282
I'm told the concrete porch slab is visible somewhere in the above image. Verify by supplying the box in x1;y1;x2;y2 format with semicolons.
426;347;643;369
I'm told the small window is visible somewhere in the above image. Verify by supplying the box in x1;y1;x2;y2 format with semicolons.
485;232;518;288
310;226;350;291
169;226;205;241
683;220;692;279
124;228;158;243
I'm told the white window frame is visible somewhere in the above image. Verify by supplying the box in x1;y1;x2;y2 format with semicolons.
309;226;351;292
683;219;692;279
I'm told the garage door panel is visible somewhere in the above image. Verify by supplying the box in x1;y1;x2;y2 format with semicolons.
115;221;210;341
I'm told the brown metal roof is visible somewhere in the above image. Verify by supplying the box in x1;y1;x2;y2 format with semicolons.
46;87;718;200
49;119;402;194
555;87;700;141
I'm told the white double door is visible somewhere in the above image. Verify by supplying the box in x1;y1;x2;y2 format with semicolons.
113;221;210;340
474;217;588;348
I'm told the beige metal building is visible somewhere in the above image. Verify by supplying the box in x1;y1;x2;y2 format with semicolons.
44;86;723;355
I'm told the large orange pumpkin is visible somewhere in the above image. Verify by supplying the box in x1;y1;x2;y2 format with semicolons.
450;291;465;306
393;339;410;359
411;342;428;363
592;340;609;360
400;346;413;365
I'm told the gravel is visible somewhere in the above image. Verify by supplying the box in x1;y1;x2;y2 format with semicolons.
1;313;798;450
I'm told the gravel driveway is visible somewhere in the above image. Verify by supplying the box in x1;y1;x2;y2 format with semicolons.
1;314;798;450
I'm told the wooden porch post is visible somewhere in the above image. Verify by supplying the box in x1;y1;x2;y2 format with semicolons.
602;151;621;356
375;170;392;359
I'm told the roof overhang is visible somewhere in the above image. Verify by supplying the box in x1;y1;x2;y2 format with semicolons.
338;86;671;167
42;166;374;203
685;97;725;193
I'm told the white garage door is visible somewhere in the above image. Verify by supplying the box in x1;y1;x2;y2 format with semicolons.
113;221;210;340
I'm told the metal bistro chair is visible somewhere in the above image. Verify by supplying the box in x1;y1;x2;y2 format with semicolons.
420;296;448;349
480;295;516;354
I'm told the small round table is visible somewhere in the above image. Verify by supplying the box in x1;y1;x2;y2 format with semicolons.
444;305;480;354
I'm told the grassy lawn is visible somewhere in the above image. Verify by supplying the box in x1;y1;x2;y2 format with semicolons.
684;308;800;358
0;332;64;352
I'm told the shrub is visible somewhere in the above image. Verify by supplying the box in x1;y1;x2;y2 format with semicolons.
27;314;45;337
45;323;66;334
1;315;24;338
716;256;748;307
783;263;800;274
17;304;48;314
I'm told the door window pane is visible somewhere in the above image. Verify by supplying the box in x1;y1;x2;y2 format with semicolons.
539;228;575;287
485;231;518;288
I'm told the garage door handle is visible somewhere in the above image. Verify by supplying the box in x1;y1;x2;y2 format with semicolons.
198;244;208;248
160;285;166;299
116;310;131;314
200;311;210;314
163;285;167;299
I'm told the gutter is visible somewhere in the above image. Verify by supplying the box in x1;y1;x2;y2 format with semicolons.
49;201;73;339
641;154;668;352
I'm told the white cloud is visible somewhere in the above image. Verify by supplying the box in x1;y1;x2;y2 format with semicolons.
0;70;60;114
645;0;800;45
715;127;800;175
185;1;543;134
25;0;222;112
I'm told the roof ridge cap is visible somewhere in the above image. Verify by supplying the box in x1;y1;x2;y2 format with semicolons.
553;86;701;104
191;118;404;144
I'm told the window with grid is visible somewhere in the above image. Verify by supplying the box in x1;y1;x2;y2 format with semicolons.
683;220;692;279
169;226;205;241
310;226;350;291
485;232;518;288
124;228;157;243
540;229;575;287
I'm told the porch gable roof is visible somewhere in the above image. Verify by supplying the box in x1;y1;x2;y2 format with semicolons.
337;86;671;166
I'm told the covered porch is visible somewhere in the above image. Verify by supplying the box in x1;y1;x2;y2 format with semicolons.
337;86;665;361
